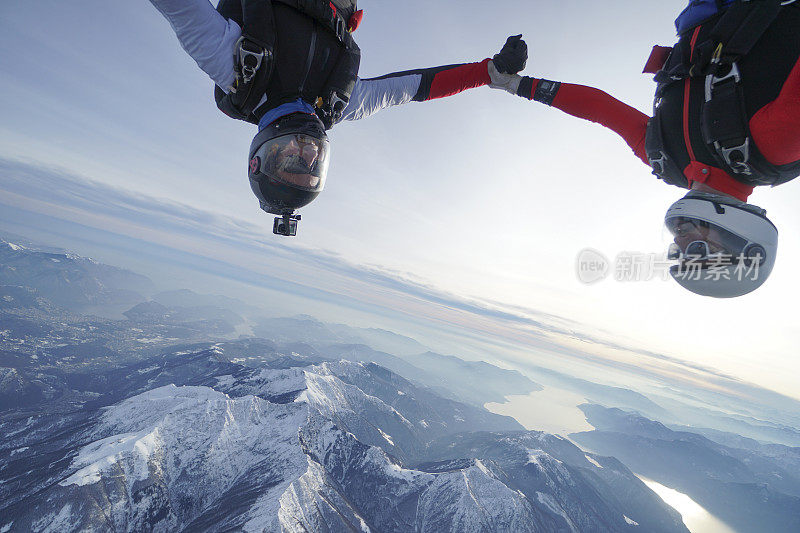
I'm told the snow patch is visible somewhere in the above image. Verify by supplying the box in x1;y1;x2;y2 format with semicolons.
137;365;160;375
10;447;29;456
624;515;639;526
2;296;12;302
527;449;561;466
60;429;160;487
380;452;428;484
474;459;492;477
5;242;23;251
302;367;415;431
0;523;11;533
585;454;603;468
294;390;309;403
419;419;429;428
397;390;405;396
377;428;394;446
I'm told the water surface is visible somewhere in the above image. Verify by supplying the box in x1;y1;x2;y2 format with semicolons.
638;477;737;533
485;386;594;435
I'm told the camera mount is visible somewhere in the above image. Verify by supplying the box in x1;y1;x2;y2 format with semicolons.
273;212;301;237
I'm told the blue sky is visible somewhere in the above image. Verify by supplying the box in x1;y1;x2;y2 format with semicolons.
2;0;800;400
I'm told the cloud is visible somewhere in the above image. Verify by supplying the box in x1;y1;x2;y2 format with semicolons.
2;156;793;408
0;157;558;328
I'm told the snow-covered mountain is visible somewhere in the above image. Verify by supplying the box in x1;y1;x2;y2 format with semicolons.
0;238;154;315
0;239;694;532
1;352;688;532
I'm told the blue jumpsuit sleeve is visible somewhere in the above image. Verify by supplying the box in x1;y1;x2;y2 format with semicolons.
148;0;241;91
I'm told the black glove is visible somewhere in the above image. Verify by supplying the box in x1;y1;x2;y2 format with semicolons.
492;35;528;74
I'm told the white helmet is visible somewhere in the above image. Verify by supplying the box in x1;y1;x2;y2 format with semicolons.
664;192;778;298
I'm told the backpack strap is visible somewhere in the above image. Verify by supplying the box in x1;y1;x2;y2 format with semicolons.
216;0;277;122
645;112;691;188
691;0;783;76
696;0;787;183
702;61;783;183
313;39;361;128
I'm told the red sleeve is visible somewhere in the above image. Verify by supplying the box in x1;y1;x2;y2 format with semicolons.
425;58;492;100
749;56;800;166
363;59;492;103
522;78;651;166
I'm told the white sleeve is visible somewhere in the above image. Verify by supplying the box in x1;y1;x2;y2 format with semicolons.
339;74;423;122
148;0;242;91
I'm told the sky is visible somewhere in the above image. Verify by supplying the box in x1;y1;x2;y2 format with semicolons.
1;0;799;400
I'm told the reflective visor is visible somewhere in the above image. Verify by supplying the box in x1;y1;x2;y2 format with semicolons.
253;133;330;192
665;216;749;262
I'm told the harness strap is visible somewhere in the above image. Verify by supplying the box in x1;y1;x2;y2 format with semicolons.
312;39;361;128
645;112;690;188
701;63;754;176
692;0;782;75
217;0;278;122
722;1;782;59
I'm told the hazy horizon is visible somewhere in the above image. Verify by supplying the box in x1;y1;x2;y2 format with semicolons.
3;156;800;438
2;1;799;403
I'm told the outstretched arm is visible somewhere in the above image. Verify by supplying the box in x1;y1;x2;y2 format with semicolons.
340;35;527;122
506;75;651;166
148;0;240;91
340;60;493;122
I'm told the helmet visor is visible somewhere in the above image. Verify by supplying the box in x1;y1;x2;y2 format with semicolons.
254;133;330;192
665;216;752;263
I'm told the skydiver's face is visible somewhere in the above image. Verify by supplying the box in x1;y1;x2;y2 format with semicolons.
275;136;322;189
255;131;329;192
280;136;320;167
669;218;727;254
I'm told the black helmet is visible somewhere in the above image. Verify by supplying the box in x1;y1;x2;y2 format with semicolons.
248;113;330;215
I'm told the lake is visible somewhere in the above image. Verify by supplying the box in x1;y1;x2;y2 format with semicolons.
485;385;594;435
